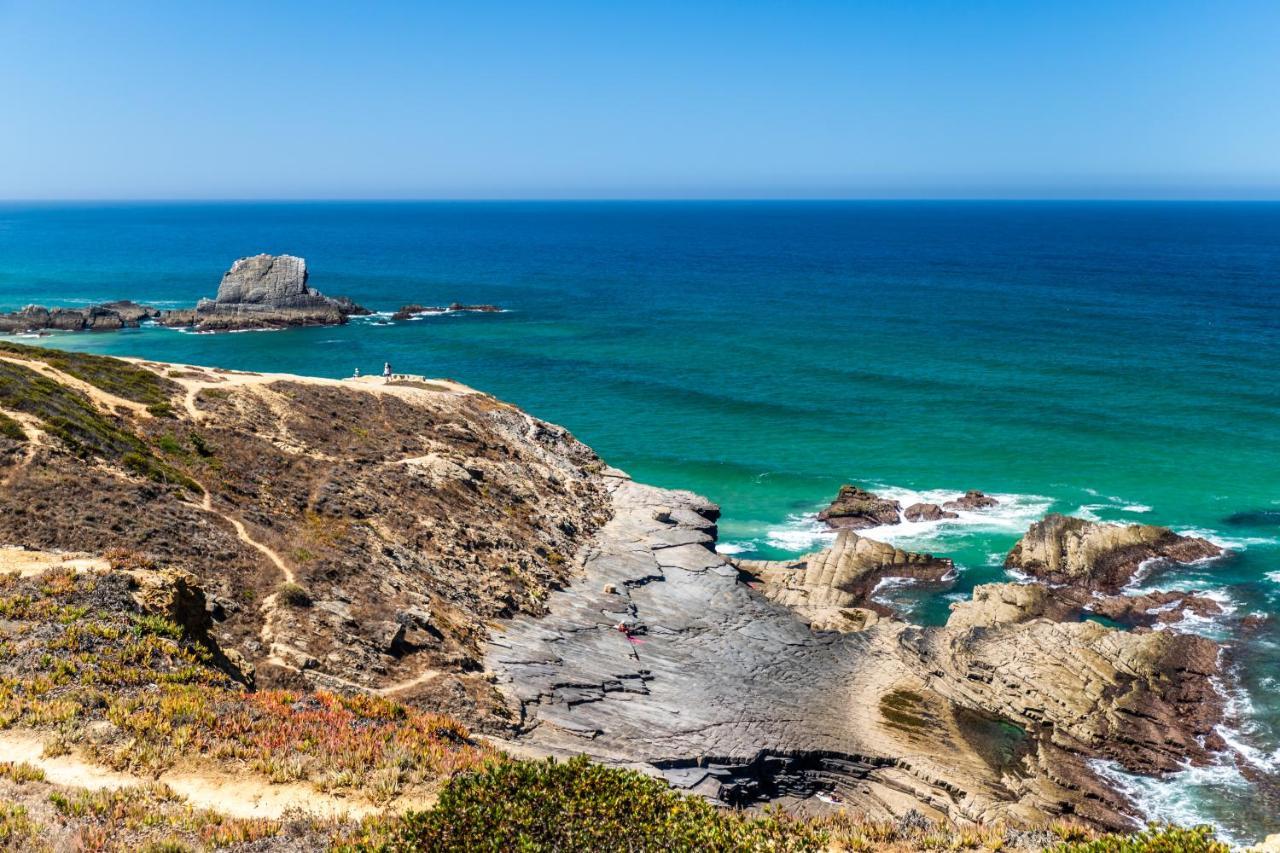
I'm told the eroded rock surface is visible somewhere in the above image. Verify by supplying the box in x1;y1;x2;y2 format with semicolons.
0;301;160;333
737;530;953;626
160;254;370;331
489;480;1225;830
1005;513;1223;591
817;484;902;529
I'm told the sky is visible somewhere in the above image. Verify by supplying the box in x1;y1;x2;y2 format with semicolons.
2;0;1279;200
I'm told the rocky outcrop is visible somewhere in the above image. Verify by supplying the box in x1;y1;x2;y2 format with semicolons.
490;480;1225;830
0;258;506;335
817;484;901;529
737;529;953;626
392;303;504;320
1005;513;1224;592
943;490;999;511
0;301;160;333
903;502;958;521
158;254;370;331
0;349;610;726
918;606;1226;776
948;581;1224;631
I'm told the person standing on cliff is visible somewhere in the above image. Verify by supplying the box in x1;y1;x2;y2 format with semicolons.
383;362;392;379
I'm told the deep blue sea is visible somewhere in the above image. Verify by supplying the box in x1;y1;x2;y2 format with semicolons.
1;201;1277;840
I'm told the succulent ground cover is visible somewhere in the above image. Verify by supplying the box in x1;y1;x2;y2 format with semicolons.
0;566;490;802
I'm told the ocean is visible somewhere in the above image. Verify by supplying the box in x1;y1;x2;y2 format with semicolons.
1;200;1277;840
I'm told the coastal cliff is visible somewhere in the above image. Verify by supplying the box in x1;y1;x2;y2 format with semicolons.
0;342;1241;841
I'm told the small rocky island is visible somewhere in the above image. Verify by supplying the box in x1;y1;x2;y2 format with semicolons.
161;254;371;331
0;254;504;334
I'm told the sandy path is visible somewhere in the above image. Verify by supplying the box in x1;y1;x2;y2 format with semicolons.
0;547;110;577
0;730;392;820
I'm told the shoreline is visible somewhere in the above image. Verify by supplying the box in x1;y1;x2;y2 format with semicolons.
0;344;1272;839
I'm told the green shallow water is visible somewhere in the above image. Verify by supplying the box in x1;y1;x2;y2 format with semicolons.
1;201;1277;840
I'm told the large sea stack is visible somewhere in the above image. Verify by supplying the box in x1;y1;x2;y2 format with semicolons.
160;254;370;331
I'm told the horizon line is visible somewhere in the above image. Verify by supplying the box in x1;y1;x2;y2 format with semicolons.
5;196;1280;204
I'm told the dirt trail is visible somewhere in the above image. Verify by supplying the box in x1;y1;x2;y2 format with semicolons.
0;729;404;820
0;356;152;417
0;547;110;577
198;489;294;585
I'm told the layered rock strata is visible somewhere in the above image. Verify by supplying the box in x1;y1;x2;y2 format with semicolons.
159;254;371;331
1005;513;1223;592
488;478;1227;830
736;530;953;628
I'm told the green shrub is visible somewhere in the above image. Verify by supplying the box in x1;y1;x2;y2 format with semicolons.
0;412;25;442
132;614;185;641
1055;823;1230;853
277;582;312;608
356;756;824;852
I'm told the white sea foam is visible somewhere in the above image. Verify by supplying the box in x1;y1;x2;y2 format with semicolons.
715;543;748;556
1174;527;1280;551
763;515;836;552
870;576;925;612
1075;504;1106;522
1122;504;1153;513
1267;570;1280;584
759;485;1052;558
1087;758;1249;847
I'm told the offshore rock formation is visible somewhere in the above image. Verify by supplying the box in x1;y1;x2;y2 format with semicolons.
737;529;953;628
818;484;902;529
944;490;999;511
159;254;371;331
1005;513;1223;592
0;257;513;336
392;303;503;320
0;300;160;333
903;502;957;521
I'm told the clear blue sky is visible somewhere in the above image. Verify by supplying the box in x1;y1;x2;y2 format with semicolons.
2;0;1279;199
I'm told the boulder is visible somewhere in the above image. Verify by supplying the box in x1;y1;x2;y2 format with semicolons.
817;484;901;529
903;502;958;522
942;490;999;511
1005;513;1223;592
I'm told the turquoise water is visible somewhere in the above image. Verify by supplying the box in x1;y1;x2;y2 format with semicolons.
1;201;1277;839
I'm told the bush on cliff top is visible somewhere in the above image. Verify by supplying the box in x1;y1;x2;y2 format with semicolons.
341;755;824;852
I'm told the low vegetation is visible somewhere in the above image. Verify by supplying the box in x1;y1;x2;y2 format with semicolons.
1053;824;1230;853
0;412;25;442
0;567;490;801
0;341;178;408
0;360;193;488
